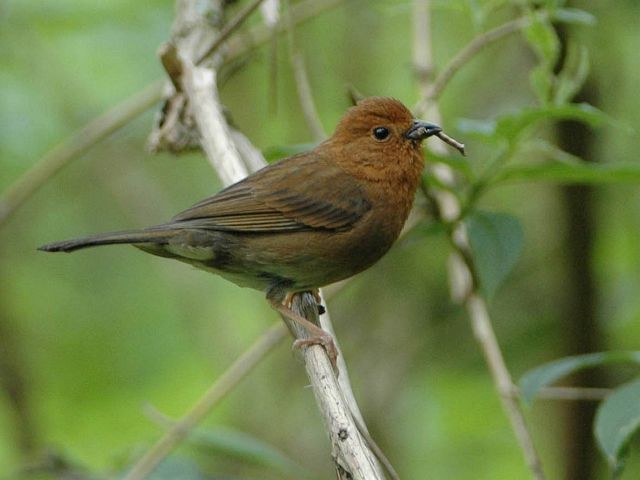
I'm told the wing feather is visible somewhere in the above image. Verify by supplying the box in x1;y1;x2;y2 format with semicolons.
168;152;370;233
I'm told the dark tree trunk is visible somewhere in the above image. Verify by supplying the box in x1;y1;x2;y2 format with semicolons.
556;23;604;480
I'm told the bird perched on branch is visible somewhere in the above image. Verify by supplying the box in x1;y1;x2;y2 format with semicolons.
40;97;461;366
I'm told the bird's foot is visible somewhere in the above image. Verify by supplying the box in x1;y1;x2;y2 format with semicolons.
269;294;338;374
292;333;338;373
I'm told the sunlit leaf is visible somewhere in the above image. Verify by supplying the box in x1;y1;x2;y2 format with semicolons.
466;210;524;298
595;377;640;476
519;351;640;406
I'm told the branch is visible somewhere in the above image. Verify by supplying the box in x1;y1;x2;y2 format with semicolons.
413;9;575;116
285;1;325;141
285;294;385;479
181;58;248;183
412;2;546;478
414;16;529;116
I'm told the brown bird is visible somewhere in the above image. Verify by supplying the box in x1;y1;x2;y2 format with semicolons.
40;97;446;364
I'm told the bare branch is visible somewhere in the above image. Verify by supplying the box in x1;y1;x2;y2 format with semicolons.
181;61;248;183
284;293;386;479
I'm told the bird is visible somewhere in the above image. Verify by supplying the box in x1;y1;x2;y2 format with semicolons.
40;97;447;366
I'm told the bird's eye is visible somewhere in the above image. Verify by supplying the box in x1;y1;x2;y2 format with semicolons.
372;126;390;141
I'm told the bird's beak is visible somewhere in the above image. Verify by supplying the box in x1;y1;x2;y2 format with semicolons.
404;120;442;141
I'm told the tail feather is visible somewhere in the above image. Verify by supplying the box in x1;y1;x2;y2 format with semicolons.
38;228;175;253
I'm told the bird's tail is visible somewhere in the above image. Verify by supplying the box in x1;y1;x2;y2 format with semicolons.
38;228;176;253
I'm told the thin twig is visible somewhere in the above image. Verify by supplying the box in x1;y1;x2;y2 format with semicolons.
291;53;326;141
413;2;546;479
414;16;530;117
464;293;545;479
195;0;269;65
0;80;164;228
285;0;325;141
124;323;286;480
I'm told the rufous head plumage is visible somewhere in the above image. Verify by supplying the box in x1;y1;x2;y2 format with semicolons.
322;97;441;184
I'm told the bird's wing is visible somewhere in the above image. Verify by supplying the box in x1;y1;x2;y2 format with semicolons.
168;153;371;233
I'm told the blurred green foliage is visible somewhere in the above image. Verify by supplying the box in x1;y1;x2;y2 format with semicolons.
2;0;640;479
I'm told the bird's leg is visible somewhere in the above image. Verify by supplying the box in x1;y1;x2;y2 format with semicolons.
268;291;338;372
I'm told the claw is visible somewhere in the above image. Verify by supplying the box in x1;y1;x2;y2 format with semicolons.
293;333;339;374
268;291;339;376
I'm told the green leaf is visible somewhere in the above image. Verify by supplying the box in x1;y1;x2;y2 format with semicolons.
554;7;597;26
595;377;640;476
458;103;610;144
554;41;590;105
145;457;206;480
529;64;554;104
524;15;560;67
496;103;608;140
519;351;640;406
496;161;640;185
189;427;315;479
466;211;524;298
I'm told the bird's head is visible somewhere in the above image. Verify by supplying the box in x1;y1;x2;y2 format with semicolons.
326;97;441;184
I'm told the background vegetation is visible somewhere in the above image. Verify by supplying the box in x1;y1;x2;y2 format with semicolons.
1;0;639;478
